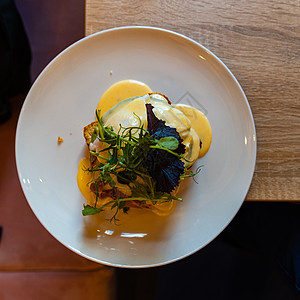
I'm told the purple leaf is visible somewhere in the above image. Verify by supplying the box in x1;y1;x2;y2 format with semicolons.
144;103;186;192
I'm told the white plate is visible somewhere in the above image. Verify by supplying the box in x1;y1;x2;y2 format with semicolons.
16;26;256;268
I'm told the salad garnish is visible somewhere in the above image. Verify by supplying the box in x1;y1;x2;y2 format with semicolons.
82;102;200;222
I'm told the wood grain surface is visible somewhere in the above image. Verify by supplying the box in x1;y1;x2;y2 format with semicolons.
85;0;300;201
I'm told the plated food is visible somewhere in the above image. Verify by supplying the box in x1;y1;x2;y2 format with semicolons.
77;80;212;221
16;27;256;267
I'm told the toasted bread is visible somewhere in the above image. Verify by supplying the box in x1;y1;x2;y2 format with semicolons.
83;121;97;145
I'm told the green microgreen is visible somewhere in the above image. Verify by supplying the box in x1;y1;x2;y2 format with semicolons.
82;107;200;222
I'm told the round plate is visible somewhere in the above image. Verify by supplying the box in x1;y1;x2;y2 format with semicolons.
16;26;256;268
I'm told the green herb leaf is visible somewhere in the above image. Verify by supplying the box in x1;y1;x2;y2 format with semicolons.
82;204;103;216
157;136;179;150
83;105;199;222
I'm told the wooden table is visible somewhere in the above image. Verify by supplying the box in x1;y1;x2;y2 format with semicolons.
85;0;300;201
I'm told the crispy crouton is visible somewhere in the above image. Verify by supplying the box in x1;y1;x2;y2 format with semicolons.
83;121;97;145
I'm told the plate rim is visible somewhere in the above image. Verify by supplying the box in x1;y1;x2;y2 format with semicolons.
15;26;257;268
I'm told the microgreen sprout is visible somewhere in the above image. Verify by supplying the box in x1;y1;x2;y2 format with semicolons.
82;107;200;222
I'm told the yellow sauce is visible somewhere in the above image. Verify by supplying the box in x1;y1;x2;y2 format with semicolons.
78;80;212;218
97;79;152;114
174;104;212;157
77;158;95;206
151;201;177;216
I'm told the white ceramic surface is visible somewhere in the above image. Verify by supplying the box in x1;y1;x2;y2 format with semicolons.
15;26;256;268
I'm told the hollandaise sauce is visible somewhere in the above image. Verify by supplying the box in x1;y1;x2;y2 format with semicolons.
97;79;152;114
77;79;212;220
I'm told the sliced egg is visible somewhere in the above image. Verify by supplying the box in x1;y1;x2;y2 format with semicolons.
174;104;212;157
101;94;200;166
